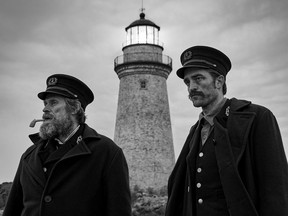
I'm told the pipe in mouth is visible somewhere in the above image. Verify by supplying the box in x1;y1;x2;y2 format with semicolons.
29;119;44;128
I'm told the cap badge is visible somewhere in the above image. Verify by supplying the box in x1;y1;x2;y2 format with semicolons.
183;51;193;61
48;77;57;86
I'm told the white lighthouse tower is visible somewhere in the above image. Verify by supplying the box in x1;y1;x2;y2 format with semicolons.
114;11;175;191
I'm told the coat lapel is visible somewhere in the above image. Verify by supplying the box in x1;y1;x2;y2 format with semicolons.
59;124;101;160
60;139;92;160
227;111;255;164
213;98;258;216
214;98;256;164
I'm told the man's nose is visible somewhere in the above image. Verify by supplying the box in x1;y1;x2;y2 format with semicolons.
43;104;50;113
188;80;198;91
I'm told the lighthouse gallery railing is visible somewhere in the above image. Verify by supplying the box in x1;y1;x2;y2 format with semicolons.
114;52;172;68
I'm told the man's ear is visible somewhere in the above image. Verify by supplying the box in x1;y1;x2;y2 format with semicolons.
72;101;81;114
215;75;225;89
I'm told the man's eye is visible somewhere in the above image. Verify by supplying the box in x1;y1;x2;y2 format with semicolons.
195;76;203;82
49;100;57;106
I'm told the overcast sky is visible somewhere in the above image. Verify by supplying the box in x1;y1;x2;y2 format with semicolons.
1;0;288;183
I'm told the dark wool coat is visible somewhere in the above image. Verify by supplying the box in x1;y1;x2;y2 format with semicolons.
3;124;131;216
165;98;288;216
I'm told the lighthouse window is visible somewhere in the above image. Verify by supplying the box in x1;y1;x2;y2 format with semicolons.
140;80;147;89
147;26;154;44
139;26;146;43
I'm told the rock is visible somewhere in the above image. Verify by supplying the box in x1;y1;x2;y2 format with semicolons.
0;182;12;210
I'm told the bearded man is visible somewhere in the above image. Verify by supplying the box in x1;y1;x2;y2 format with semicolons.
165;46;288;216
3;74;131;216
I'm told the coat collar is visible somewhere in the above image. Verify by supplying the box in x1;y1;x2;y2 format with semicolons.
230;97;251;112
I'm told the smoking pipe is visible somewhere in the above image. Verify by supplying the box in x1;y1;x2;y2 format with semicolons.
29;119;44;128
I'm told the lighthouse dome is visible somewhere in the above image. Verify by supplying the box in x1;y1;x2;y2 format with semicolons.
125;12;160;31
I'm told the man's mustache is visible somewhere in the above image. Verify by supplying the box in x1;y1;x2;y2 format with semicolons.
189;91;204;98
42;114;54;120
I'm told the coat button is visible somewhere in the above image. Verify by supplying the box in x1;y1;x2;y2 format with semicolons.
197;168;202;173
196;183;201;188
43;167;47;172
44;195;52;203
198;198;203;204
199;152;204;157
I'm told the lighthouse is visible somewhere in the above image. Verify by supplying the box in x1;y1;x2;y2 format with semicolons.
114;11;175;191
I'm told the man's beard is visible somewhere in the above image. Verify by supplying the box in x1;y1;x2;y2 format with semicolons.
39;114;74;140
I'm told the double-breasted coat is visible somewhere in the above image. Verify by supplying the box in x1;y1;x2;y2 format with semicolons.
165;98;288;216
3;124;131;216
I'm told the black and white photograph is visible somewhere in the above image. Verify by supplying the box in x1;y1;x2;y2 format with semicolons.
0;0;287;215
